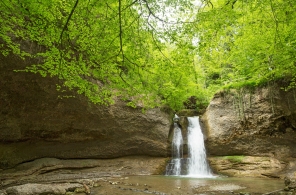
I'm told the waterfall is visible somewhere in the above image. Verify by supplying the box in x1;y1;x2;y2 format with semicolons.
187;116;213;177
165;123;183;175
165;115;213;178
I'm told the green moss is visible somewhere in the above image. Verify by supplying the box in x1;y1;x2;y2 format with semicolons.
223;156;245;163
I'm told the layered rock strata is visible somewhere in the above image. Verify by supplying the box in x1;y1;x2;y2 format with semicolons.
201;85;296;178
0;53;171;169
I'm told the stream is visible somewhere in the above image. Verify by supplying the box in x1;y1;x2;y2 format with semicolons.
92;175;284;194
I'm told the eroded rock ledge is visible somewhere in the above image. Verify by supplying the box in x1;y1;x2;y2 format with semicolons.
0;157;167;189
0;53;171;169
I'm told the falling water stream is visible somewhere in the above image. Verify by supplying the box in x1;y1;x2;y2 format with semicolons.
165;122;184;176
170;123;183;175
187;116;213;177
166;115;213;178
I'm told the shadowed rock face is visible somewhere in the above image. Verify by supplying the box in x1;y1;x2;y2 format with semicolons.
201;86;296;178
0;53;171;169
202;86;296;158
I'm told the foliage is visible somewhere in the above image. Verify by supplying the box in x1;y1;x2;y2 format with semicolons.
191;0;296;91
0;0;203;110
1;0;296;111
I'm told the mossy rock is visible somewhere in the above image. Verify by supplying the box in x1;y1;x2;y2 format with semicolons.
223;156;245;163
74;187;87;193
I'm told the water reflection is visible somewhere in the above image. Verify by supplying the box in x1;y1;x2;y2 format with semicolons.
115;175;283;194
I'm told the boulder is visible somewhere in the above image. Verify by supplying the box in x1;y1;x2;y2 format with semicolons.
208;156;284;178
5;183;83;195
0;53;171;169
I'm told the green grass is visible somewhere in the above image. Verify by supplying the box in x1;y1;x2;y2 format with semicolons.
223;155;245;163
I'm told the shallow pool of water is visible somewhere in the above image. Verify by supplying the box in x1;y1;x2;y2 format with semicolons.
92;175;284;194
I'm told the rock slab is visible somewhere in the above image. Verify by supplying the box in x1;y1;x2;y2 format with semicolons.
5;183;83;195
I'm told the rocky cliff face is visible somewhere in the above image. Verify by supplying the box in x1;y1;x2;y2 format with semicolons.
0;53;171;169
201;84;296;178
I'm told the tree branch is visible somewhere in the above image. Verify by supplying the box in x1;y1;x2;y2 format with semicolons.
203;0;214;8
147;22;176;66
226;0;237;9
269;0;282;44
59;0;79;43
118;0;124;62
58;0;79;75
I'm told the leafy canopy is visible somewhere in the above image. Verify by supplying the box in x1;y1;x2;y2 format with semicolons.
1;0;296;111
1;0;203;110
191;0;296;90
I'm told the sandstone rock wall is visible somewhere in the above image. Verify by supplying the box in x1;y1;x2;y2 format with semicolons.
0;53;171;169
201;84;296;178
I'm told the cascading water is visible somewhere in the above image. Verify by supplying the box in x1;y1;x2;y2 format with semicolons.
165;115;213;178
165;122;184;175
187;116;213;177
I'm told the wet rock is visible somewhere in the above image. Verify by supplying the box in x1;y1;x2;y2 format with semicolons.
285;177;292;186
239;192;250;195
0;190;6;195
68;183;90;194
285;177;296;191
5;183;82;195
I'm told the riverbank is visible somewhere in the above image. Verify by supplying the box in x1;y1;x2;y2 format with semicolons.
0;156;167;194
0;174;286;195
1;156;294;195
